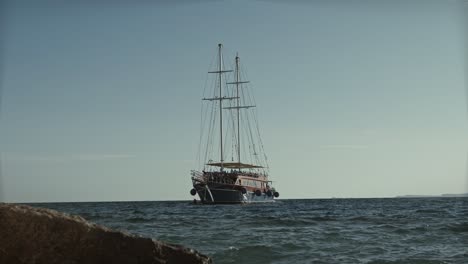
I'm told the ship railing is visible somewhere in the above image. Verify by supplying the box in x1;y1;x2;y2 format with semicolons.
191;170;205;183
194;171;238;186
207;175;236;185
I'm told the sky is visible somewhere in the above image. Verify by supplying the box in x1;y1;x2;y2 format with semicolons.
0;0;467;202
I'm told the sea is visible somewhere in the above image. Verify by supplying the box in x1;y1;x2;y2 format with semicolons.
31;198;467;264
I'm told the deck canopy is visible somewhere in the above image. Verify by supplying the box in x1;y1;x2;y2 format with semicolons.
206;162;264;169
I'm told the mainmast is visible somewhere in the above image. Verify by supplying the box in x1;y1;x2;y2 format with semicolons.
235;55;241;168
218;44;224;171
204;44;233;171
226;54;251;170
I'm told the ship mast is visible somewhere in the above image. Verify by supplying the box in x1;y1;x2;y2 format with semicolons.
204;44;233;171
218;44;224;171
235;55;241;169
226;54;251;170
204;46;264;171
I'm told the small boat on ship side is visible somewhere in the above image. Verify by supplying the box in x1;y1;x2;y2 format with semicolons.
190;44;279;204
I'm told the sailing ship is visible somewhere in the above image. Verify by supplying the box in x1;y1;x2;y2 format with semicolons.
190;44;279;204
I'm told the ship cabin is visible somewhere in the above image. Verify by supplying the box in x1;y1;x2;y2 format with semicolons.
203;162;272;193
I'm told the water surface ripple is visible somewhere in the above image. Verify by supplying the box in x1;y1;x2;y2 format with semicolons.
33;198;468;264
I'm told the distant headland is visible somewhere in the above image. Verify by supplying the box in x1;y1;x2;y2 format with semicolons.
396;193;468;198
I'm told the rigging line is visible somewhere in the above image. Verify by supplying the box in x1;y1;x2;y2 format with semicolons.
243;69;261;145
248;109;262;168
236;104;248;166
222;101;232;162
239;114;249;164
221;60;240;165
252;109;268;169
241;109;255;167
252;107;268;168
240;65;257;106
204;84;218;167
240;80;256;168
202;103;212;166
225;105;238;162
220;67;230;163
202;78;214;164
196;107;205;166
228;83;238;163
240;81;258;166
228;108;236;162
197;66;214;167
203;50;217;101
238;89;248;156
207;103;218;167
239;98;254;166
232;56;260;169
229;72;240;163
202;71;217;166
200;48;219;164
231;128;235;162
241;66;268;169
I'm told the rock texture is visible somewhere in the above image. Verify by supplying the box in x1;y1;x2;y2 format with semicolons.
0;203;211;264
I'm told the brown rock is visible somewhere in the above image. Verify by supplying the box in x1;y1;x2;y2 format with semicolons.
0;203;212;264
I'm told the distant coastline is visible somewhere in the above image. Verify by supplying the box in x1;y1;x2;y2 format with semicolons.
396;193;468;198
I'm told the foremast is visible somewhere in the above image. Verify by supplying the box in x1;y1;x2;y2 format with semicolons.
204;44;233;172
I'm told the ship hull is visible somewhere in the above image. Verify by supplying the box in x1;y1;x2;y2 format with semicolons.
194;184;275;204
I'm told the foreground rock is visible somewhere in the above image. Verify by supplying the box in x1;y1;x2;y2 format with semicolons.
0;203;211;264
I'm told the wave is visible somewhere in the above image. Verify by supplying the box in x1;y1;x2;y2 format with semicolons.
367;258;448;264
125;217;151;223
240;215;339;227
447;222;468;233
213;245;279;264
414;209;446;214
34;198;468;264
347;216;371;221
309;216;337;221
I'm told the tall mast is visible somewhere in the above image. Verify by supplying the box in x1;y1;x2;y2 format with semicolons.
235;54;241;169
218;44;224;171
225;54;252;169
205;44;234;171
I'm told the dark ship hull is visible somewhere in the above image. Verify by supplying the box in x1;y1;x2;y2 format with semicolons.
193;184;275;204
191;170;278;204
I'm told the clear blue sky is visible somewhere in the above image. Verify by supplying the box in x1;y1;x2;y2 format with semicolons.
1;0;467;202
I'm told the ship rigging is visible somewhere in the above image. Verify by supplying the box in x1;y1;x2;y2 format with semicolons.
190;44;279;204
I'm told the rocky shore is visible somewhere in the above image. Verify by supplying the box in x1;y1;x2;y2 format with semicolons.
0;203;211;264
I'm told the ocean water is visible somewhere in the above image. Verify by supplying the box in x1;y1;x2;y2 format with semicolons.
32;198;467;264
